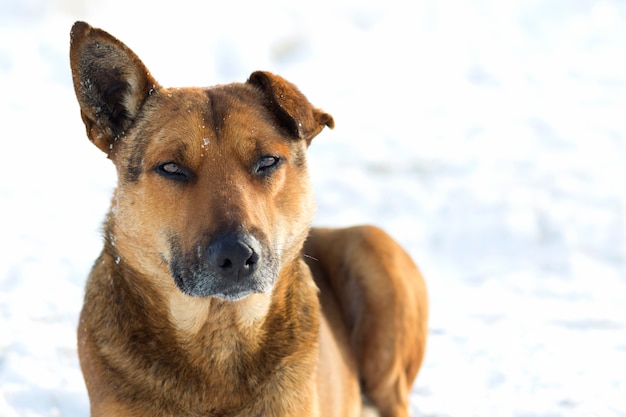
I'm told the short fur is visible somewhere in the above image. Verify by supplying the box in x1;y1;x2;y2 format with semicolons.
70;21;428;417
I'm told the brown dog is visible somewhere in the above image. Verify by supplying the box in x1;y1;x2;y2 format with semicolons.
70;21;428;417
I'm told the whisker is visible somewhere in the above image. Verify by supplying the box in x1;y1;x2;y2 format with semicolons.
302;253;319;262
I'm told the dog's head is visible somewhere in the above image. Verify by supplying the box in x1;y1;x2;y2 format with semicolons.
70;22;333;301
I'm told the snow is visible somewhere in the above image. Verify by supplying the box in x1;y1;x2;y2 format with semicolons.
1;0;626;416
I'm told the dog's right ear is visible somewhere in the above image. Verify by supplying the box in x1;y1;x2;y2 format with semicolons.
69;21;158;156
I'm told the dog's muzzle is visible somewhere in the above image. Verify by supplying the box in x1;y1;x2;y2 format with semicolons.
170;233;278;300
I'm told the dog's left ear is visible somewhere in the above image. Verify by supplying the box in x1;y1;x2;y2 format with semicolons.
247;71;334;145
69;21;158;156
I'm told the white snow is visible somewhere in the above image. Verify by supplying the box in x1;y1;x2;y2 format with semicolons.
1;0;626;416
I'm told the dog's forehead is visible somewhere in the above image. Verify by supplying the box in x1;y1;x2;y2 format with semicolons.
143;84;279;144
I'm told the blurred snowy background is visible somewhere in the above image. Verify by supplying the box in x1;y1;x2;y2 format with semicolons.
1;0;625;416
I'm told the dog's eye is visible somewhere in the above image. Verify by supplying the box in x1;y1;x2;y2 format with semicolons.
156;162;191;182
255;156;281;175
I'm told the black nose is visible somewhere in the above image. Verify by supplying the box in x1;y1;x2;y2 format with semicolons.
207;234;261;280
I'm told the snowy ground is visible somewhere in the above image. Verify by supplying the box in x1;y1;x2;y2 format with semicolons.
1;0;626;416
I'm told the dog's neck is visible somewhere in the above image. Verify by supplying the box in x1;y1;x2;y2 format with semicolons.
169;291;271;336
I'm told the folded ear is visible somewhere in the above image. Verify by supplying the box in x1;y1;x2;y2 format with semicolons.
69;21;158;155
247;71;334;145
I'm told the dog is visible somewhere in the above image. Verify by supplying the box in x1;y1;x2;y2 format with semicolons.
70;21;428;417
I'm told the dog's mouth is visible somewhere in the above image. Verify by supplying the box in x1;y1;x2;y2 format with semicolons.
168;233;278;300
173;270;277;301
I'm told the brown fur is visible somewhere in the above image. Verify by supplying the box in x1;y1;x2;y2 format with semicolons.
70;21;428;417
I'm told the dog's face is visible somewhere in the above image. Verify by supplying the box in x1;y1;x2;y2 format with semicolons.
111;86;316;300
70;22;333;300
